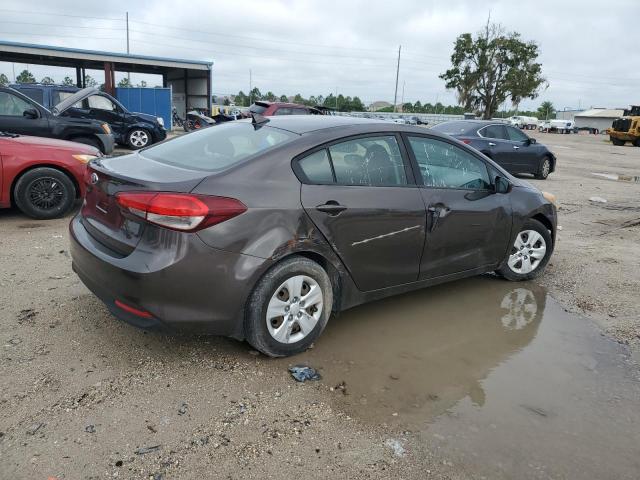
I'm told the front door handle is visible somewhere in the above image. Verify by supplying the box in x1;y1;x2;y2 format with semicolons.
513;145;520;150
316;201;347;216
427;204;451;232
488;142;496;147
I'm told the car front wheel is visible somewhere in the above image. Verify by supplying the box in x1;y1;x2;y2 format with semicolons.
127;129;151;149
496;219;552;281
14;167;76;219
245;257;332;357
535;156;551;180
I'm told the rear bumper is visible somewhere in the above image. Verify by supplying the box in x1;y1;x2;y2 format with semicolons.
96;133;115;154
69;214;267;338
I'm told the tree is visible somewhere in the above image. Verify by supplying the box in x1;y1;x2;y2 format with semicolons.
351;96;365;112
234;91;249;107
118;77;132;88
84;75;97;87
137;80;147;88
41;76;55;85
249;87;262;103
440;20;546;119
62;76;75;86
264;91;277;102
0;73;10;86
279;95;288;102
16;69;36;84
537;101;555;120
293;93;306;105
223;97;230;106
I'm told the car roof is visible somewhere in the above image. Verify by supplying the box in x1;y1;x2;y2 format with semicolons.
259;115;453;137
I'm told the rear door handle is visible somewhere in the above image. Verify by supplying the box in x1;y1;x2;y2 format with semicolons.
427;204;451;232
513;145;520;150
316;202;347;215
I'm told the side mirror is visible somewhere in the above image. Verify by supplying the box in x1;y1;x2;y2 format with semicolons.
23;108;39;119
494;176;510;194
529;138;536;144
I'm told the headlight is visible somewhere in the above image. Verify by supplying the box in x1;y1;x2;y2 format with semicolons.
157;117;165;127
72;154;98;164
101;123;111;134
542;191;557;205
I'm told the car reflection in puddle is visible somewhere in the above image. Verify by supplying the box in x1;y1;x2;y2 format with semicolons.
283;276;640;479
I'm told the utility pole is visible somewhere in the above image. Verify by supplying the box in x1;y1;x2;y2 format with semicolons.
126;12;130;85
400;80;405;110
393;45;401;113
335;86;338;111
249;69;252;106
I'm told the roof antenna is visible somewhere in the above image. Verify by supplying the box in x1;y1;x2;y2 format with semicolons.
251;112;269;128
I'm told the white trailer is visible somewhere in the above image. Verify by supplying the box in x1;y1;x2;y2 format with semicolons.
509;116;539;130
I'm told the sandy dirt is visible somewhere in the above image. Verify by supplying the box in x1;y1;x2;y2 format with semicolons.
1;131;639;479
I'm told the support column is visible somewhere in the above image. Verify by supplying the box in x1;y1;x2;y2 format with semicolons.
183;69;189;111
206;69;211;115
81;68;86;88
104;62;115;96
75;67;82;88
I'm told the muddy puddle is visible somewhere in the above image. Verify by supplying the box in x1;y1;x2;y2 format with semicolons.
285;276;640;479
592;172;640;183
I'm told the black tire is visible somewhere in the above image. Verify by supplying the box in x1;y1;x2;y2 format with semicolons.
72;136;102;152
611;137;625;146
535;156;552;180
126;128;151;149
496;218;553;281
633;138;640;147
14;167;76;219
245;256;333;357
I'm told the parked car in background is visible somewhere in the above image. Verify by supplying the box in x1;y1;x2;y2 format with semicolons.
70;116;556;357
538;119;575;134
12;84;166;149
249;101;321;116
0;87;114;154
431;120;556;179
509;116;538;130
0;131;100;219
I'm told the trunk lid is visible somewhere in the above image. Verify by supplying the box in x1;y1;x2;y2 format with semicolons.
81;153;208;256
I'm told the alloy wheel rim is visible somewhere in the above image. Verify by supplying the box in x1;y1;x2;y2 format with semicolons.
507;230;547;274
266;275;323;344
130;130;149;147
28;177;64;210
542;160;550;177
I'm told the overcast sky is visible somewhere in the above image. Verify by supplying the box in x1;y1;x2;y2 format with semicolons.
0;0;637;111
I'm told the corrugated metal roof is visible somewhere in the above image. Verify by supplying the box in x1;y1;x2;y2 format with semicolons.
0;40;213;70
575;109;623;118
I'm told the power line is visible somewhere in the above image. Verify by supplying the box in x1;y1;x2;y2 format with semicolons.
0;8;123;22
0;20;125;30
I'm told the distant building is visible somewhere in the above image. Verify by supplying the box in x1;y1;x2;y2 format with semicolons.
574;108;624;132
369;101;392;112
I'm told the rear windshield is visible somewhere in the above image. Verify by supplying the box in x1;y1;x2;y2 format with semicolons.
141;121;297;172
430;121;473;135
249;103;268;114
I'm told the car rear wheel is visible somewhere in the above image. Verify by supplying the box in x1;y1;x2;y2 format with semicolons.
245;256;332;357
14;167;76;219
127;129;151;149
496;219;552;281
535;156;551;180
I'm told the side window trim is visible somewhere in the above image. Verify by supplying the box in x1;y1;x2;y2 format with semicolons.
400;132;493;192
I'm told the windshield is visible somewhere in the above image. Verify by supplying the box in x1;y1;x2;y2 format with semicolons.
431;121;473;135
141;121;297;172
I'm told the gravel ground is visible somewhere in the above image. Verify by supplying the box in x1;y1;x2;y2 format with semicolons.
0;131;638;479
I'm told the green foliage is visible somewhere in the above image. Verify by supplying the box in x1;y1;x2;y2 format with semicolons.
16;70;36;84
0;73;8;86
84;75;97;87
41;76;55;85
118;77;132;88
62;76;75;86
537;101;556;120
137;80;147;88
234;91;249;106
279;95;288;102
440;21;546;119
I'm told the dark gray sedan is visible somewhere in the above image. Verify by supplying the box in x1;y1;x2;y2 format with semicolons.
431;120;556;179
70;115;557;357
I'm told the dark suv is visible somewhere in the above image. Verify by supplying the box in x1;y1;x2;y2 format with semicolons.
12;84;166;149
249;101;320;116
0;86;114;154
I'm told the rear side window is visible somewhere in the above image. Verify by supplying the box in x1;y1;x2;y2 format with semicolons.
291;108;309;115
274;107;292;115
481;124;508;139
298;150;334;183
142;122;296;172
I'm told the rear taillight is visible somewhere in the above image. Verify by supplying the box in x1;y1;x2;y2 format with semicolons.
115;192;247;232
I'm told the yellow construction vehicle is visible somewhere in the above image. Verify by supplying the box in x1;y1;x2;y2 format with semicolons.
608;106;640;146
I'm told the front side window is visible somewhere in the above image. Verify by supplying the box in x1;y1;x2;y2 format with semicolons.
408;136;490;190
506;126;529;142
142;122;296;172
87;95;116;111
0;92;32;116
328;136;408;186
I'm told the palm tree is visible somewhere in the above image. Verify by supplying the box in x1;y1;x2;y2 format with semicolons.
537;101;555;120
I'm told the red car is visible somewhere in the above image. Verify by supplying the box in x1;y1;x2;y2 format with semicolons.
0;132;100;219
249;101;321;116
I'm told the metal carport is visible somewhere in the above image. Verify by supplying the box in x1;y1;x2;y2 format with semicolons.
0;40;213;117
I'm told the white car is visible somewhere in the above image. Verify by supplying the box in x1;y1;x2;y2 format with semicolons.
509;116;539;130
538;119;575;134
